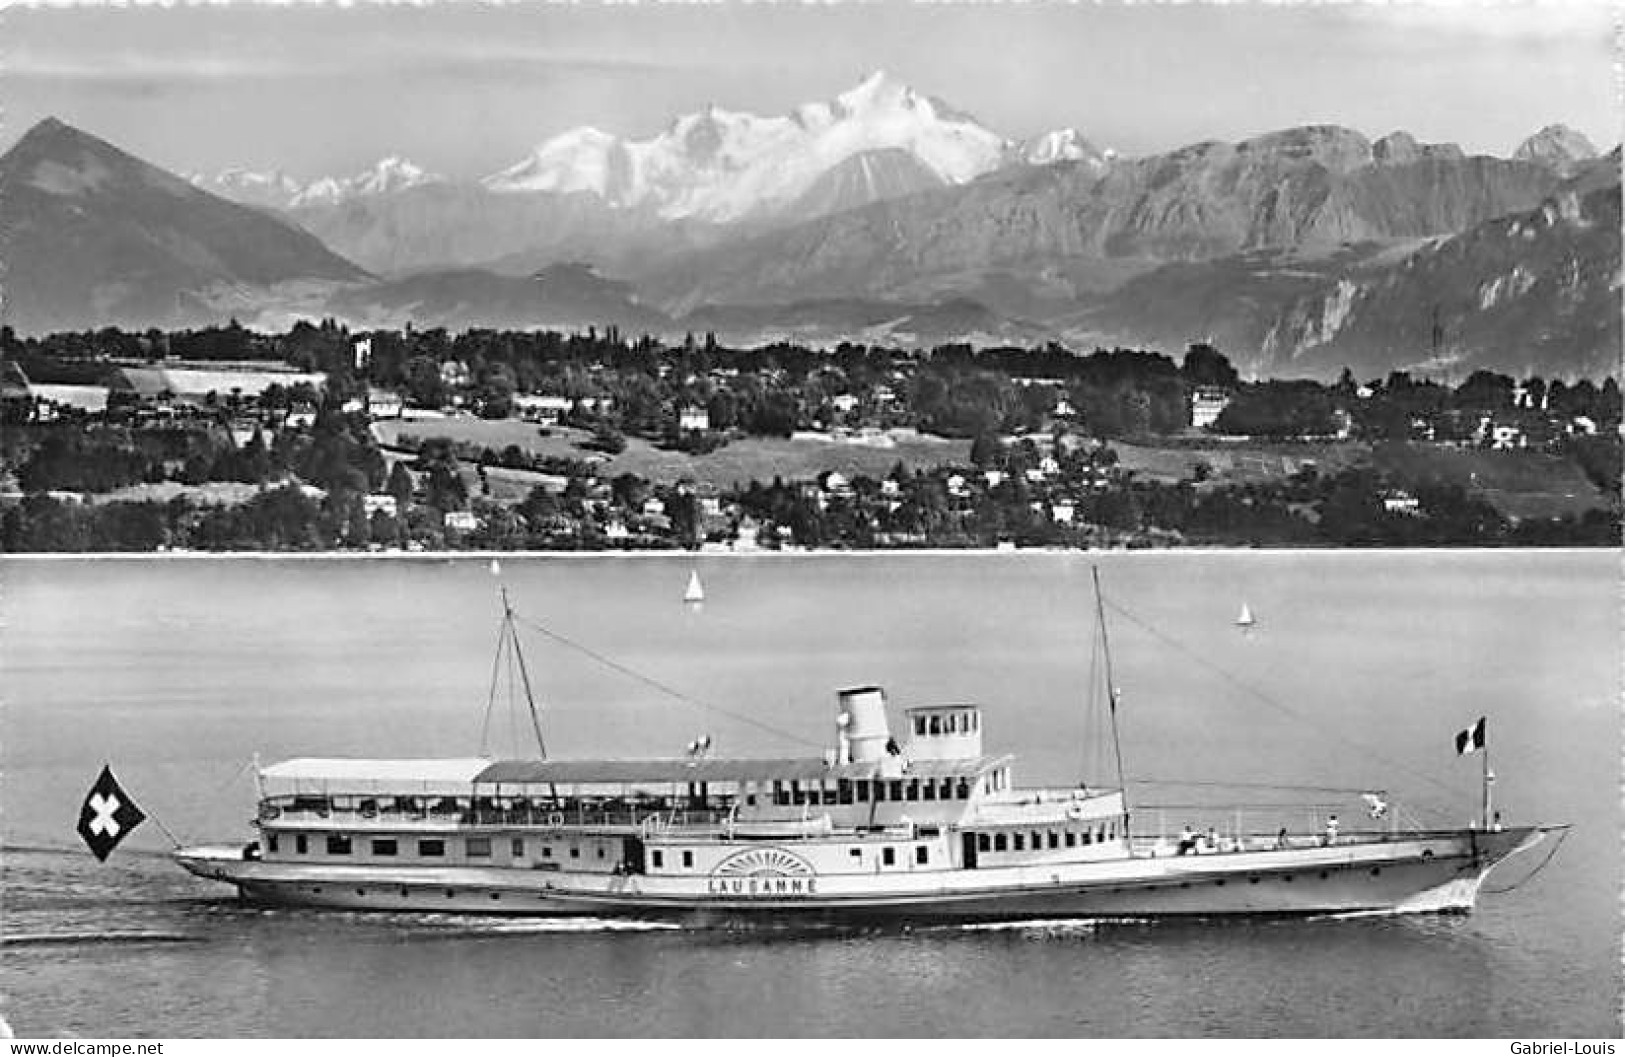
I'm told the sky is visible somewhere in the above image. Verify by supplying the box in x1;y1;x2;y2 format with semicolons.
4;1;1618;182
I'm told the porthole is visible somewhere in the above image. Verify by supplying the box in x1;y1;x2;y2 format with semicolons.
1370;867;1382;877
1248;877;1260;885
1214;879;1225;887
491;892;501;901
400;888;410;898
1179;882;1190;889
445;889;455;899
355;888;365;897
1318;871;1329;880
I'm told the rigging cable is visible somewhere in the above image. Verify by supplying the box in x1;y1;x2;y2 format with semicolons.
512;612;826;751
1101;595;1464;819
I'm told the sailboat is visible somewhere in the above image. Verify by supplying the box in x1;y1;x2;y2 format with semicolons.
684;569;705;605
1236;602;1256;629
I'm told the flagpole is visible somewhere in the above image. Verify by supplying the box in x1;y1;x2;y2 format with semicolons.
1482;739;1491;830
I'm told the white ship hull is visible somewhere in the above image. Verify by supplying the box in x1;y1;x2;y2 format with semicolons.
176;826;1548;924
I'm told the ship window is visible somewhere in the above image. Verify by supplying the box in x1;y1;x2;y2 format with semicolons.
905;781;919;802
682;851;693;868
882;847;896;866
1013;834;1025;851
570;846;580;859
914;716;928;736
326;835;351;856
850;847;862;859
467;837;492;858
915;846;928;865
652;851;664;868
822;785;838;806
939;779;953;799
267;835;279;854
1032;831;1043;849
856;781;870;803
889;780;904;801
923;781;936;801
773;780;787;806
746;794;757;807
928;715;941;735
512;838;525;857
977;834;991;852
956;780;970;800
838;780;853;805
296;835;308;855
597;847;606;859
1049;832;1060;849
371;838;398;857
994;834;1008;852
1082;829;1092;845
541;845;553;859
873;782;887;802
1065;831;1077;847
419;839;445;857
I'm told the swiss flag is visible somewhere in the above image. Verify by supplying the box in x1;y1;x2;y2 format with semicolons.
76;765;146;862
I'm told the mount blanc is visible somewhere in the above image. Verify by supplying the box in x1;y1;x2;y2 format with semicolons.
193;156;444;209
481;71;1108;222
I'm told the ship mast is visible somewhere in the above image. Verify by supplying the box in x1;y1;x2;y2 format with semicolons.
1091;566;1128;829
484;585;548;760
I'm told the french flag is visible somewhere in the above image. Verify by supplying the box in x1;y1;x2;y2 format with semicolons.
1455;717;1486;756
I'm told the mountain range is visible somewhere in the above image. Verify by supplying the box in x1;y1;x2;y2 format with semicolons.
3;72;1618;378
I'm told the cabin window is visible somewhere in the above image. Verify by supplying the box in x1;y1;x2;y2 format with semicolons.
652;851;664;868
928;715;942;735
466;838;492;858
326;835;351;856
266;835;279;854
1031;831;1043;850
882;847;896;866
856;781;870;803
597;847;606;859
570;846;580;859
956;780;971;800
512;838;525;858
939;779;953;799
914;716;928;736
923;781;937;801
905;781;919;802
822;785;838;806
773;780;787;806
1082;829;1093;846
838;780;853;805
1065;831;1077;848
295;834;308;855
371;838;398;857
915;846;928;865
541;845;553;859
889;780;904;801
977;834;991;852
1013;834;1025;851
849;847;862;859
994;834;1008;852
682;851;694;868
418;839;444;857
1048;832;1060;850
874;782;887;802
789;781;801;805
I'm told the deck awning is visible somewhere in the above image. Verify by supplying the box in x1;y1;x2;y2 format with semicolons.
473;755;1009;790
259;758;492;798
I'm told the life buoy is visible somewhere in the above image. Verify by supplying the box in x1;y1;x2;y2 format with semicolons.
547;813;565;827
1066;802;1087;821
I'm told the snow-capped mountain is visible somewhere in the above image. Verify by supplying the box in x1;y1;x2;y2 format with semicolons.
292;156;443;207
188;168;305;210
193;156;444;209
482;71;1094;223
1018;128;1112;169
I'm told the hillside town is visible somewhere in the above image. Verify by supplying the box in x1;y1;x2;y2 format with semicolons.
3;321;1619;552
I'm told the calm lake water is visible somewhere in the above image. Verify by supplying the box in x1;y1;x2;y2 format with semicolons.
2;550;1619;1037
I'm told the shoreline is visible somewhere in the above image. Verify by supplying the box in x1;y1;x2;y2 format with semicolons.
1;545;1615;561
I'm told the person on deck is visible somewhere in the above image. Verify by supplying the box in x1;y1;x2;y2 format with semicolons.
1177;825;1196;856
1324;815;1340;846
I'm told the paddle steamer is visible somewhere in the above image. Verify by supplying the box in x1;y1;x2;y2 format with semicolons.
176;575;1559;922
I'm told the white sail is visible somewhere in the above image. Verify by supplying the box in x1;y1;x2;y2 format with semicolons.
684;569;705;604
1236;602;1255;627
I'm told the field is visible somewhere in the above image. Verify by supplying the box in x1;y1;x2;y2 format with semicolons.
1370;442;1612;520
1111;439;1369;484
374;418;970;490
